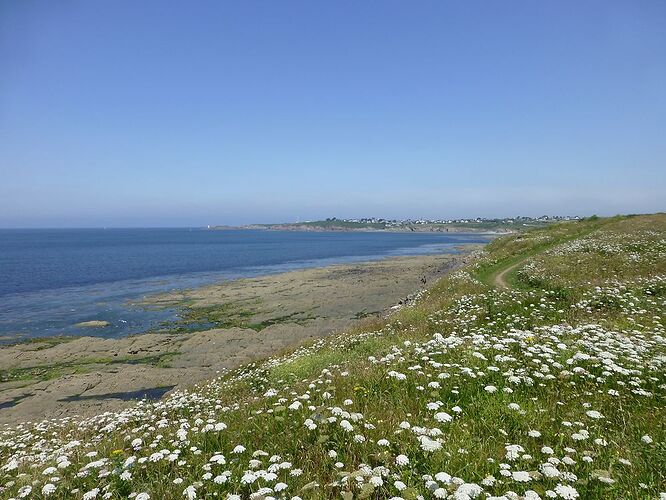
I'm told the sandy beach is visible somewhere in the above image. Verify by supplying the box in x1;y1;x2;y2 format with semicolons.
0;248;478;424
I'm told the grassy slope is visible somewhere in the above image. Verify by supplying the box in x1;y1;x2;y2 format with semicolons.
1;215;665;499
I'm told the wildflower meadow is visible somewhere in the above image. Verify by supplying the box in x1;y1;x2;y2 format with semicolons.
1;214;664;499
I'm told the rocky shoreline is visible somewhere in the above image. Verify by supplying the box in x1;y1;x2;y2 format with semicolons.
0;248;480;424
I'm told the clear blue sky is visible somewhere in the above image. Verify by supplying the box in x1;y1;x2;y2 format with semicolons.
1;1;664;227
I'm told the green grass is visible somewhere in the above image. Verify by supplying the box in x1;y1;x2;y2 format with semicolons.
473;216;617;287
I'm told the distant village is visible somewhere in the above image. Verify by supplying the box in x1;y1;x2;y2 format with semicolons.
318;215;581;226
214;215;585;232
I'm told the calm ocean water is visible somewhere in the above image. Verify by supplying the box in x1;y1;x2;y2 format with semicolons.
0;228;489;341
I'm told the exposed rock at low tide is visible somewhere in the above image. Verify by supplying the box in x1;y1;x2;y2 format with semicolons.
0;250;478;424
74;320;110;328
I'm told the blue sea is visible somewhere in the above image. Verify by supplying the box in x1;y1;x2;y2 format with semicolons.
0;228;489;342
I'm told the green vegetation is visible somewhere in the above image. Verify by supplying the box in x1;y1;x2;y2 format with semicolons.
472;216;613;287
353;309;381;320
177;302;257;330
0;353;178;385
0;335;76;350
1;214;664;499
171;301;318;332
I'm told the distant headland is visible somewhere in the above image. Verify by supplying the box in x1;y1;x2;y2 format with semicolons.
211;215;582;233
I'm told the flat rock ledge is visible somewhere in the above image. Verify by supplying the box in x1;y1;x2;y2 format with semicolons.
74;320;110;328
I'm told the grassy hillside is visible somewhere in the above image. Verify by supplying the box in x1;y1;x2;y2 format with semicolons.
1;214;664;499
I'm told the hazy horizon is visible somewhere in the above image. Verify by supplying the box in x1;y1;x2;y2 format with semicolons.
1;210;662;230
2;1;665;228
